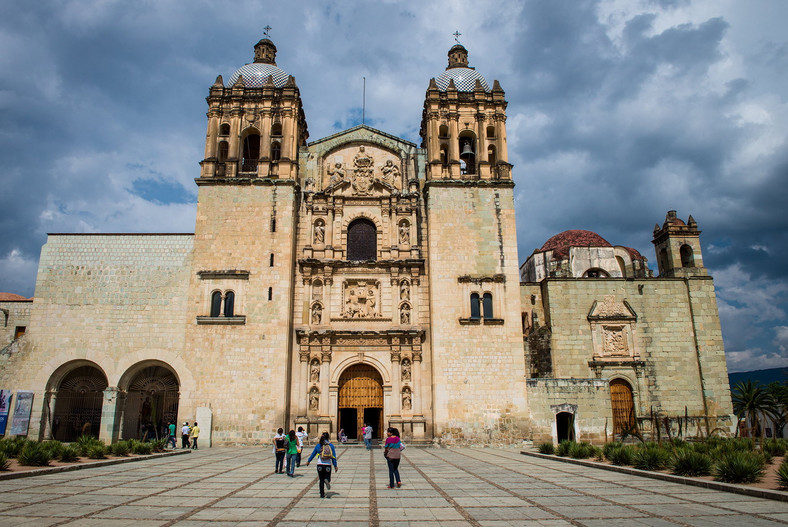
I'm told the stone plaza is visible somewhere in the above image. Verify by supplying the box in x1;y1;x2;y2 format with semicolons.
0;447;785;526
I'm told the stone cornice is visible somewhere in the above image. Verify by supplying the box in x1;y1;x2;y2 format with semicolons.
298;258;425;270
424;179;514;190
194;177;297;187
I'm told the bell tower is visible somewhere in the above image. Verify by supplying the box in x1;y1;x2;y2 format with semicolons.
652;210;708;278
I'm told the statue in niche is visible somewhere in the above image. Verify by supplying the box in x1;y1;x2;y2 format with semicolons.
399;222;410;245
311;303;322;325
400;303;411;325
402;389;412;411
310;360;320;383
327;162;346;187
309;388;319;411
401;359;411;382
400;281;410;301
313;220;325;245
351;146;375;195
304;176;315;192
381;160;402;190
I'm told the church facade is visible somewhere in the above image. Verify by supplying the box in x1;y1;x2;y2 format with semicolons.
0;38;734;446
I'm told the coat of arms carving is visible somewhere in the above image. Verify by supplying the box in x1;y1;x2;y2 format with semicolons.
351;146;375;195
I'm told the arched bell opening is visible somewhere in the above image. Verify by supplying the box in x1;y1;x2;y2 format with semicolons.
458;130;476;175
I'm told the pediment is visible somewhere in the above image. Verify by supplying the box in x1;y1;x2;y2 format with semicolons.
321;143;403;196
587;295;637;321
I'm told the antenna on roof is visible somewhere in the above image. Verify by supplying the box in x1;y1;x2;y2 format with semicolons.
263;25;272;38
362;76;366;125
453;30;462;44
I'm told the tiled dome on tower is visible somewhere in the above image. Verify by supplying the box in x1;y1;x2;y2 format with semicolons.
434;44;490;92
227;38;291;88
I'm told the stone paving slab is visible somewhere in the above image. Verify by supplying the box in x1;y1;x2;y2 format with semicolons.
0;447;785;526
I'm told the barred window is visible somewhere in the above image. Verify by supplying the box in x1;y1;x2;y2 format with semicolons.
347;218;376;261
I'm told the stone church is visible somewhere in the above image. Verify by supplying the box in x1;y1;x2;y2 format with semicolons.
0;38;734;446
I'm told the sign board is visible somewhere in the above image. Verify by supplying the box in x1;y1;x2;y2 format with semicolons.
9;391;34;436
0;390;11;435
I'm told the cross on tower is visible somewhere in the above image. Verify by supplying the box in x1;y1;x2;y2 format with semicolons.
263;25;272;38
452;31;462;44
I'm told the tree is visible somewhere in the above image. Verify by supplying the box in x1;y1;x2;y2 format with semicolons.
731;380;776;445
765;381;788;439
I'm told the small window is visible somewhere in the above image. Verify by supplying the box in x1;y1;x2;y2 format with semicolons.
271;141;281;161
268;287;273;301
14;326;26;339
224;291;235;317
482;293;493;319
470;293;480;320
210;291;222;317
440;144;448;165
219;123;230;136
487;145;496;164
271;123;282;136
218;141;229;162
439;124;449;138
486;126;495;139
270;253;274;267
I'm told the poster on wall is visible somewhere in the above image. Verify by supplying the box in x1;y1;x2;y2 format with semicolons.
0;390;11;435
9;391;34;436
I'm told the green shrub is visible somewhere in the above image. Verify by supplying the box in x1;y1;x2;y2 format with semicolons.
150;438;167;453
608;445;636;466
41;440;64;459
569;441;599;459
556;440;572;457
777;459;788;489
537;442;555;455
131;441;153;455
59;445;80;462
18;442;52;466
764;439;788;458
713;451;765;484
633;445;671;471
110;441;130;457
86;444;106;459
603;442;622;460
0;453;9;470
670;438;687;449
0;437;29;458
75;435;104;457
671;449;713;477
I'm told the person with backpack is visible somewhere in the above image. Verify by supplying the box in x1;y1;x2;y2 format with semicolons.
383;427;404;488
273;427;287;474
306;432;338;498
285;429;300;477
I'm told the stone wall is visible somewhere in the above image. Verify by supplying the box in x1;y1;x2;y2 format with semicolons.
526;378;611;444
0;299;31;351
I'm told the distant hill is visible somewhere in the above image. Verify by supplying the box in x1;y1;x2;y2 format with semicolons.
729;367;788;389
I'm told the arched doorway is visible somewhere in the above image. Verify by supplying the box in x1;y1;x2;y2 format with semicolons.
556;412;575;443
121;364;180;441
337;364;383;440
610;378;636;437
51;365;108;442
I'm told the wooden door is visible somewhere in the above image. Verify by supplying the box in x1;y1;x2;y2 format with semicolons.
610;379;635;436
338;364;383;438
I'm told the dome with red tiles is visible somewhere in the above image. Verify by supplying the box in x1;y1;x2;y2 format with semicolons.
540;230;611;259
0;292;30;301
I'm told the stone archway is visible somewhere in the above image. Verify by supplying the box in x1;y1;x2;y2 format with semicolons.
49;364;108;442
337;364;383;440
120;363;180;441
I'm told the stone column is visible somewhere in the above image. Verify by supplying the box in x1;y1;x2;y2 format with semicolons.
99;387;120;444
412;347;423;416
390;344;402;416
42;390;56;440
320;350;331;417
298;349;310;417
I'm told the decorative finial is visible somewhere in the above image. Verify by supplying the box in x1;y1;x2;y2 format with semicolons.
263;25;272;38
452;31;462;44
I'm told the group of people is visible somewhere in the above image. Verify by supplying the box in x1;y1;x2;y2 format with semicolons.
275;425;404;498
165;421;200;449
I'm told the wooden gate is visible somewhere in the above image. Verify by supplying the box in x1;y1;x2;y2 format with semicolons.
610;379;636;437
338;364;383;438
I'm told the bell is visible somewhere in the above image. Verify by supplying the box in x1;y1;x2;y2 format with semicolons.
460;140;474;157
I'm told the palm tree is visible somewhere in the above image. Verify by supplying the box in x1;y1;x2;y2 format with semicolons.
766;382;788;439
731;380;776;445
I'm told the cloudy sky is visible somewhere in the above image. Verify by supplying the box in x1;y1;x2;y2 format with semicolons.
1;0;786;373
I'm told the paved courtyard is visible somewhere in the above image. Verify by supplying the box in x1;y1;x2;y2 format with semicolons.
0;446;785;526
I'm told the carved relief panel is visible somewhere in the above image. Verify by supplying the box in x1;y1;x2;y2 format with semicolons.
322;144;403;195
341;280;381;318
587;295;639;361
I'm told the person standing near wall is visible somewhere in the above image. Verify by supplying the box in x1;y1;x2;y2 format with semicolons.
384;427;404;489
181;422;191;449
190;422;200;450
273;427;286;474
363;423;373;450
306;432;338;498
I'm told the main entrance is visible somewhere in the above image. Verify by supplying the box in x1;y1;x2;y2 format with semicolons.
337;364;383;439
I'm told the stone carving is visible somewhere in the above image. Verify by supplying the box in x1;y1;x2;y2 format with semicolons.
603;326;627;356
342;280;379;318
400;303;411;325
595;295;630;318
313;220;325;245
310;359;320;382
351;146;375;195
400;280;410;301
402;388;412;410
311;303;322;325
327;162;346;187
309;387;319;411
401;359;411;382
381;160;402;190
399;222;410;245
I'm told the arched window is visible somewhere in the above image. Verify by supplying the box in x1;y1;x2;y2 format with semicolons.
482;293;493;319
616;256;627;278
458;131;476;175
659;248;669;274
271;141;281;161
680;245;694;268
224;291;235;317
470;293;480;320
347;218;377;261
487;145;497;164
439;124;449;138
210;291;222;317
242;133;260;172
271;122;282;136
583;268;610;278
218;141;229;162
486;126;495;139
219;123;230;136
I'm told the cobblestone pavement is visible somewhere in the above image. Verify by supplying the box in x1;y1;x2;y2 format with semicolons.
0;446;786;526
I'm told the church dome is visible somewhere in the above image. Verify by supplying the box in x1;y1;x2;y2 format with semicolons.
540;229;612;259
434;43;490;92
227;63;290;88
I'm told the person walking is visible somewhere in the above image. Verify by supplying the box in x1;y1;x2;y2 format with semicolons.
285;429;299;477
181;422;191;449
273;428;286;474
190;421;200;449
363;423;373;450
306;432;338;498
295;426;308;467
384;427;404;489
167;421;177;449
